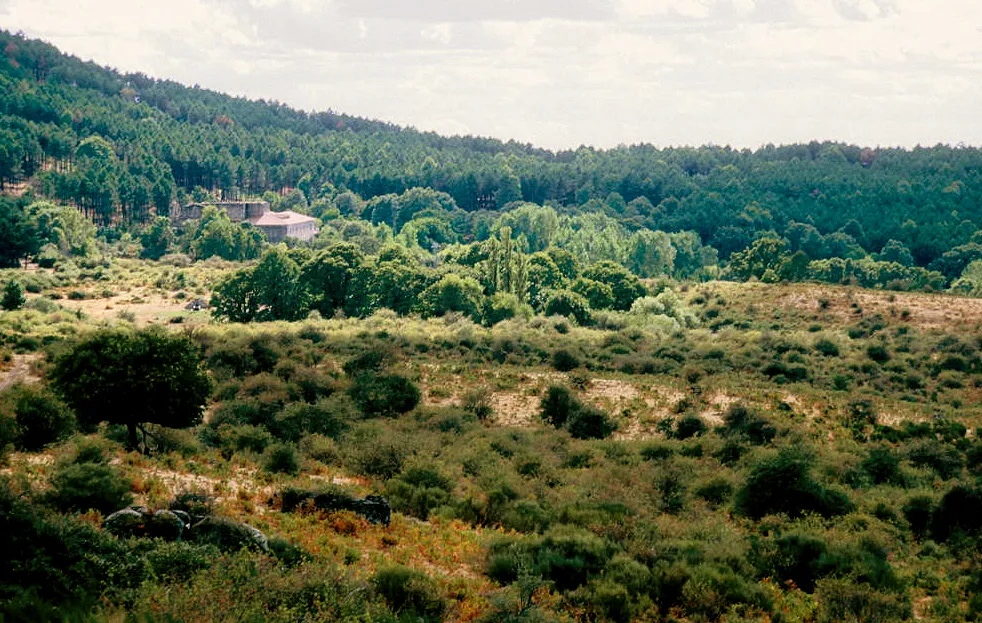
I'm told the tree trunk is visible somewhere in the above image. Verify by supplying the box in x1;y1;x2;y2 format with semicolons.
126;422;139;451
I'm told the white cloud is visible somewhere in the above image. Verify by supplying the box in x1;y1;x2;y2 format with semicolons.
0;0;979;148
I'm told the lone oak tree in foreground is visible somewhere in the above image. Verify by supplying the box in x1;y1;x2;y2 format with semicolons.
50;328;212;451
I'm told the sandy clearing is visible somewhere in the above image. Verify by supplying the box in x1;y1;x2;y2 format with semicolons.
0;353;43;391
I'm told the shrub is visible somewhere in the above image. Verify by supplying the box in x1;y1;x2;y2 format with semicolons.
188;517;268;552
0;415;16;462
567;405;617;440
385;466;454;520
540;385;577;428
640;443;675;461
0;486;147;613
673;414;707;440
540;386;615;440
271;398;349;442
462;388;494;422
904;440;962;480
345;430;408;479
372;566;446;622
1;279;26;310
755;531;829;592
681;563;772;620
814;338;840;357
44;461;133;515
1;384;75;451
214;424;274;454
901;495;934;540
263;443;301;475
347;374;421;417
930;485;982;542
735;447;854;519
299;433;341;464
268;537;312;568
815;579;911;623
544;290;592;325
342;350;390;377
483;291;528;326
866;344;891;363
694;477;734;508
144;541;220;583
487;526;615;592
551;349;581;372
723;403;777;445
862;446;904;486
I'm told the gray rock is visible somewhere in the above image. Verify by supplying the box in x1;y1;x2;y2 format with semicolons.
103;508;146;538
171;509;192;527
145;509;184;541
189;516;269;553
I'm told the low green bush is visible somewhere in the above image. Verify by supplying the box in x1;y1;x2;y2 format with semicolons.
263;443;301;475
1;384;75;452
372;565;446;622
44;461;133;515
735;447;854;519
347;374;421;417
385;466;454;520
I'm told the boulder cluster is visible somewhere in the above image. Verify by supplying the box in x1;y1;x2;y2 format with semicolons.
103;496;269;552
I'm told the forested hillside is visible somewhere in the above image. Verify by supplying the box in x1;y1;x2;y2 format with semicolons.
6;27;982;623
2;29;982;292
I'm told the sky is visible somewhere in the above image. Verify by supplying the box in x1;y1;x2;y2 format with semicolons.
2;0;980;150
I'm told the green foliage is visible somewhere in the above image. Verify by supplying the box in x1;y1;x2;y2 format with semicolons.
0;485;146;616
372;565;446;622
211;246;309;322
930;485;982;542
418;273;483;320
1;383;75;451
139;216;175;260
385;466;454;520
2;279;26;310
0;197;38;268
271;398;349;442
143;541;220;583
347;373;421;418
726;237;789;281
582;261;647;311
44;460;133;515
263;443;301;475
543;289;592;325
735;447;854;519
483;291;529;326
539;385;577;429
815;579;911;623
723;403;777;445
539;385;616;439
551;349;580;372
49;327;212;450
189;205;265;260
487;526;615;592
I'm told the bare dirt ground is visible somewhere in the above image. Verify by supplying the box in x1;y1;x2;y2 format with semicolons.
0;353;43;391
711;281;982;331
55;287;210;325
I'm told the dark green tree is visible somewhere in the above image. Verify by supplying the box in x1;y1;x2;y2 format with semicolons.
49;328;212;451
582;261;647;310
2;279;26;310
211;247;308;322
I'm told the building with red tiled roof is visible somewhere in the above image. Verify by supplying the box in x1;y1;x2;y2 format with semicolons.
176;201;318;242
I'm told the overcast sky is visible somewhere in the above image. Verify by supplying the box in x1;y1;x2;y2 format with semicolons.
2;0;980;150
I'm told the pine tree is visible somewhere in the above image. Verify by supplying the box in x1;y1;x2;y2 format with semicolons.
1;279;26;310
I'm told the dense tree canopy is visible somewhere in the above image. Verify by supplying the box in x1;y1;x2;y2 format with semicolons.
49;328;212;450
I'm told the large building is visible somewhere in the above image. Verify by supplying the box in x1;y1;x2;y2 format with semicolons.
176;201;318;243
